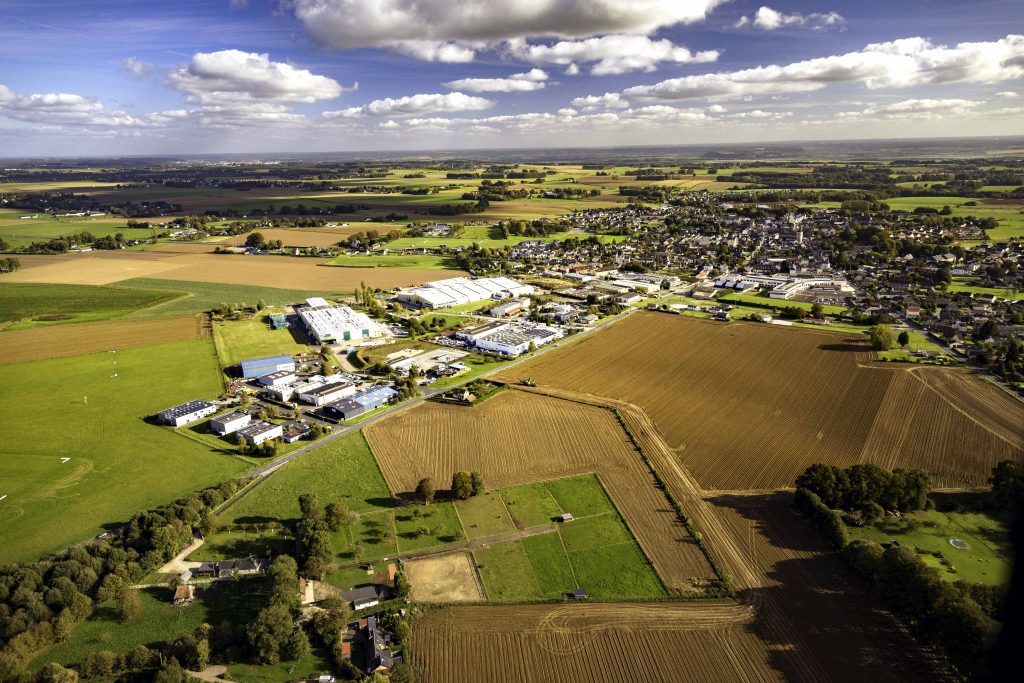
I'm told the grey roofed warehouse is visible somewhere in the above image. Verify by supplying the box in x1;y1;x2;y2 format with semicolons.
158;400;218;427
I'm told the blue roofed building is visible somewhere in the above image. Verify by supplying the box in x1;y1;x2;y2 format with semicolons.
240;354;296;379
321;385;398;421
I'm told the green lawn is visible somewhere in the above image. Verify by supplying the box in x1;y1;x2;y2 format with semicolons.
0;211;149;249
847;510;1012;586
568;542;666;599
394;502;465;552
455;491;515;539
428;355;510;389
559;513;632;553
187;528;292;561
118;278;345;318
327;253;455;269
323;560;394;591
521;532;577;596
474;541;541;601
947;277;1023;301
500;482;563;529
0;339;248;565
36;581;260;667
881;196;1024;240
0;282;181;327
544;475;615;518
877;328;951;362
337;511;399;562
717;292;849;316
212;311;311;367
226;645;338;683
220;431;395;525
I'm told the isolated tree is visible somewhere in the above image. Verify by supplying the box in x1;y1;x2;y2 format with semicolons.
451;471;473;500
810;302;824;319
470;471;485;496
869;324;895;351
245;232;265;248
415;478;435;505
248;603;293;664
325;501;350;532
119;588;142;624
298;493;320;520
897;330;910;347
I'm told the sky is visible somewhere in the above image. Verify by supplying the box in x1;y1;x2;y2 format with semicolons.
0;0;1022;157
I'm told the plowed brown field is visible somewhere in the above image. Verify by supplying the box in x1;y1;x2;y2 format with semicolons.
0;315;206;364
498;313;1023;490
365;390;714;590
412;602;779;683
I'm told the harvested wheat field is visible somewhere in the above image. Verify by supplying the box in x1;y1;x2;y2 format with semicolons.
0;315;206;364
0;251;464;289
365;390;714;590
498;313;1023;490
405;553;485;603
412;602;778;683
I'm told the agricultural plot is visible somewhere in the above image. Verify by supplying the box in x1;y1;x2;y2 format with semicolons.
0;250;465;289
0;339;247;565
498;313;1023;490
406;553;484;603
0;314;206;364
120;278;346;318
365;390;715;591
0;282;180;327
412;602;778;683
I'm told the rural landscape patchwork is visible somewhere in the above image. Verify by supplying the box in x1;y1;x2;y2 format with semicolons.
1;2;1023;682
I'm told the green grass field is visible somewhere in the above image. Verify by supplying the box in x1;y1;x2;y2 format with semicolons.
36;581;259;667
0;209;151;248
544;475;615;518
847;510;1011;586
455;491;515;539
0;339;248;565
327;253;455;269
394;502;465;552
881;196;1024;240
876;328;951;362
474;541;541;601
119;278;345;318
220;432;395;525
521;532;577;596
212;311;311;367
500;481;564;529
187;528;292;561
947;277;1023;301
0;282;181;327
717;291;849;316
226;645;337;683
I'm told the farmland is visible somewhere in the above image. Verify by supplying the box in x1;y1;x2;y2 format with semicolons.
0;314;206;365
120;278;346;318
212;311;310;366
497;313;1024;490
411;602;779;683
0;282;180;327
365;390;715;591
0;339;248;565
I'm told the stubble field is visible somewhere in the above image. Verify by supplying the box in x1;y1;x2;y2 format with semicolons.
365;390;714;591
497;313;1023;490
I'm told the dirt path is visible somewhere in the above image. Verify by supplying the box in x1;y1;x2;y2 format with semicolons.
157;537;204;574
188;665;228;682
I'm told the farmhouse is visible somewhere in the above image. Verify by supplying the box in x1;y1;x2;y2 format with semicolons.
257;370;296;388
209;411;251;436
194;557;268;579
158;400;218;427
172;585;195;606
342;585;388;611
397;276;534;309
298;298;385;344
322;385;398;421
236;420;283;445
299;380;356;406
365;615;397;674
240;354;295;379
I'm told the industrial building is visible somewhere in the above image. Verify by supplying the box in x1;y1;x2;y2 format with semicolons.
298;299;384;344
490;298;530;317
299;380;356;406
236;420;283;446
240;354;295;379
456;320;509;343
158;400;218;427
474;325;562;356
769;276;854;300
322;386;398;421
258;370;296;388
209;411;251;436
397;277;534;309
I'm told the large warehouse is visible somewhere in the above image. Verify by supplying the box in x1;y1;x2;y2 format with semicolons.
298;298;385;344
240;354;295;379
397;277;534;309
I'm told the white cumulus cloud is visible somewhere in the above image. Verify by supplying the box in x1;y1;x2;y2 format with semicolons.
323;92;495;118
122;57;148;78
736;6;845;31
996;90;1019;97
291;0;726;61
445;69;548;92
508;34;718;75
620;35;1024;102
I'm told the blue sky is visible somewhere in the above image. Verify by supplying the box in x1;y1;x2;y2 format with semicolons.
0;0;1021;156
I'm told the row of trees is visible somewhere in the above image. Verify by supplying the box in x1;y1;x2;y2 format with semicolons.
414;471;485;504
795;462;931;514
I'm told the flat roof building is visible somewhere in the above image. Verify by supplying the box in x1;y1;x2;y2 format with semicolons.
158;400;218;427
257;370;296;388
210;411;251;436
397;276;534;309
236;420;283;446
299;301;384;344
322;385;398;421
474;325;562;356
298;380;356;406
240;354;295;379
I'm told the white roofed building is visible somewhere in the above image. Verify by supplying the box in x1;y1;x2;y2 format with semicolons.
298;300;385;344
397;277;534;309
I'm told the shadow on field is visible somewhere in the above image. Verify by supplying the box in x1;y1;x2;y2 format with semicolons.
706;492;950;682
817;341;871;353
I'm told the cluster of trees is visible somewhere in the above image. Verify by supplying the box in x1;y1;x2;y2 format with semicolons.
403;315;449;338
247;555;310;665
413;471;484;504
11;193;179;217
461;180;529;202
237;438;278;458
793;487;848;548
392;374;421;402
495;219;561;238
243;232;284;251
537;187;600;199
24;232;107;253
427;200;488;216
617;185;668;202
0;257;21;272
795;462;931;514
296;494;340;580
869;324;896;351
0;480;238;679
